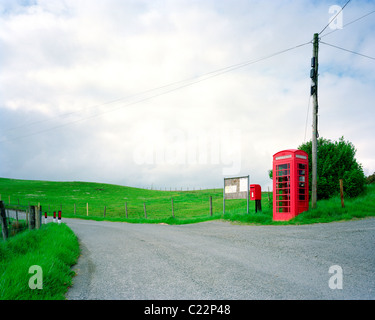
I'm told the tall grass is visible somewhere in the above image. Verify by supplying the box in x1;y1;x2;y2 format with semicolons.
293;184;375;224
226;184;375;225
0;223;80;300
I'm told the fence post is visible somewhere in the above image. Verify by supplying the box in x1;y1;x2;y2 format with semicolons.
87;203;89;216
74;203;76;215
144;203;147;219
209;196;213;216
29;206;36;230
125;202;128;219
39;204;42;227
26;205;29;228
340;179;345;208
0;201;9;240
104;206;106;218
16;199;19;222
35;204;41;229
171;198;174;218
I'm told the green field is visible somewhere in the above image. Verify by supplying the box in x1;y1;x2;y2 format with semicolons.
1;177;374;225
0;177;258;224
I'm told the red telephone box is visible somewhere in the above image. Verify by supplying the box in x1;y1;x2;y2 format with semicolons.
273;149;309;221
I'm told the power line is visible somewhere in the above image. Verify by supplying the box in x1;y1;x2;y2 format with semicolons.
304;95;312;142
321;9;375;38
319;0;352;35
1;41;311;143
2;42;311;138
320;41;375;61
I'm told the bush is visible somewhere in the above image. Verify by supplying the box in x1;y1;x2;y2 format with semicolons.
298;136;366;199
367;172;375;184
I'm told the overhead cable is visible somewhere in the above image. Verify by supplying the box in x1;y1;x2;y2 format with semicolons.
319;0;352;35
320;41;375;61
1;41;311;143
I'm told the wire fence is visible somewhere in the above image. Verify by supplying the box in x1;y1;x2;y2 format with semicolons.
1;202;29;240
1;190;272;239
0;191;257;223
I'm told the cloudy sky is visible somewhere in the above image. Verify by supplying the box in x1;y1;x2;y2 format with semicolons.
1;0;374;191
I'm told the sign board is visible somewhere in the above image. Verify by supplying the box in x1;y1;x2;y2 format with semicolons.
223;175;249;214
224;177;249;199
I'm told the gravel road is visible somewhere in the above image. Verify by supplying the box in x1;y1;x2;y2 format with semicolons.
63;218;375;300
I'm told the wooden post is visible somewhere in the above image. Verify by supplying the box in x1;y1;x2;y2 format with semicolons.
340;179;345;208
0;201;9;241
39;205;43;227
171;198;174;218
74;203;76;215
125;202;128;219
26;204;29;228
29;206;36;230
209;196;213;216
144;203;147;219
104;206;106;218
87;203;89;216
16;199;19;221
255;199;262;213
35;204;41;229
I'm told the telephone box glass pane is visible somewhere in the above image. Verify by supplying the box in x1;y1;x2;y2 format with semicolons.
275;163;291;213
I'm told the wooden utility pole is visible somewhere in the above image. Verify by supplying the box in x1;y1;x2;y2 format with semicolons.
311;33;319;209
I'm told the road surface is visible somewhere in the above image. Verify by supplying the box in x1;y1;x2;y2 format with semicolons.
63;217;375;300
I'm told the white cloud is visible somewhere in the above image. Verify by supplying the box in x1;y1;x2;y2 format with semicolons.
1;0;374;190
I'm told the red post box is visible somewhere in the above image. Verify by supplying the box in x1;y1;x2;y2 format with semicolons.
250;184;262;212
250;184;262;200
273;149;309;221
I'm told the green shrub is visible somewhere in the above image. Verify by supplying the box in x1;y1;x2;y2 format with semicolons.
299;136;366;199
366;172;375;184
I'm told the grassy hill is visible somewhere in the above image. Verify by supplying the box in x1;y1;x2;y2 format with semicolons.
1;178;374;225
0;178;263;224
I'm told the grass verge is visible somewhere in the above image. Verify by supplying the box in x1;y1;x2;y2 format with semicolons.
0;223;80;300
225;184;375;225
